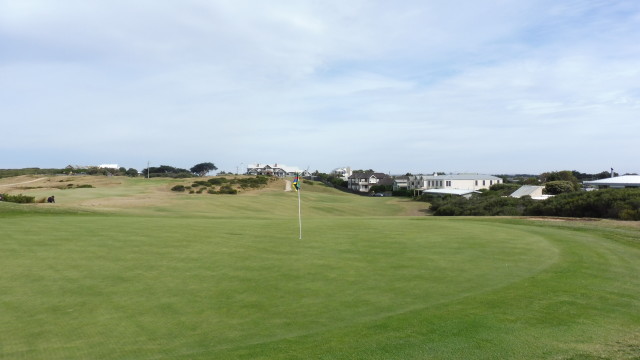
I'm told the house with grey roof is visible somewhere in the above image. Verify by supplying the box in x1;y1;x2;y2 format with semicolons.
348;172;390;193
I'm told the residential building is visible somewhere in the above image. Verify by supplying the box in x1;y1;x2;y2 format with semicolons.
332;167;352;181
348;172;390;193
409;173;502;191
392;176;409;191
509;185;552;200
422;188;480;199
583;175;640;189
510;185;544;198
246;163;310;177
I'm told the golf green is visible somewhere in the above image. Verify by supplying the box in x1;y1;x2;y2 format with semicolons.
1;182;639;359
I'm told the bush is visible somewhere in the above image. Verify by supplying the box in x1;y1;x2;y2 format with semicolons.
392;189;411;197
430;196;533;216
218;185;238;194
208;178;229;185
192;181;210;187
171;185;186;192
424;188;640;220
544;181;576;195
484;183;521;197
526;188;640;220
0;193;35;203
235;176;269;189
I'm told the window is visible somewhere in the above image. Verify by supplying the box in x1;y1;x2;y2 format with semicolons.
483;180;486;186
475;180;478;186
446;181;452;187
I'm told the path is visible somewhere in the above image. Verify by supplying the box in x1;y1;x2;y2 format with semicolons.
0;177;47;187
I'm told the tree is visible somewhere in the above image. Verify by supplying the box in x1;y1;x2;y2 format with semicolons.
540;170;578;183
544;181;576;195
140;165;192;178
190;162;218;177
353;169;375;174
540;171;580;191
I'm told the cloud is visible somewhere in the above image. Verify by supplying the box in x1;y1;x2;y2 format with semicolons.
1;0;639;174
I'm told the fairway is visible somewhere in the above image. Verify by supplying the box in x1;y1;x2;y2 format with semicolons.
1;176;639;359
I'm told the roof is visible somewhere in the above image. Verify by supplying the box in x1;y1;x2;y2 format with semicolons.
378;177;395;186
247;163;304;174
419;174;501;181
422;188;480;196
348;172;387;180
531;195;554;200
510;185;544;198
583;175;640;187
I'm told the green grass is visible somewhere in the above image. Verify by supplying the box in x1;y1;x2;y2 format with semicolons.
1;177;639;359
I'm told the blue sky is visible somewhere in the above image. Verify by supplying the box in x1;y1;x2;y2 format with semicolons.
1;0;638;175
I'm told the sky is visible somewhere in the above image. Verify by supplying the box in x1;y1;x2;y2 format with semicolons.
1;0;639;175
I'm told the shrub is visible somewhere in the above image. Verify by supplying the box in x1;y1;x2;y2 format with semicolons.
218;185;238;194
171;185;186;192
526;188;640;220
0;193;35;203
235;176;269;189
208;178;229;185
484;183;521;197
392;189;411;197
544;181;576;195
619;209;640;221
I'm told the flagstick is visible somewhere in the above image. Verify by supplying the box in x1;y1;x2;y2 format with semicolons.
297;186;302;239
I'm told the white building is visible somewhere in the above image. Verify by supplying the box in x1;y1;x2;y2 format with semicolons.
410;173;502;191
98;164;119;169
583;175;640;189
509;185;552;200
332;167;352;181
246;163;310;177
510;185;544;198
422;188;480;199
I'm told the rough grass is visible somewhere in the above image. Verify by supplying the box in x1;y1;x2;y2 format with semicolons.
1;176;639;359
